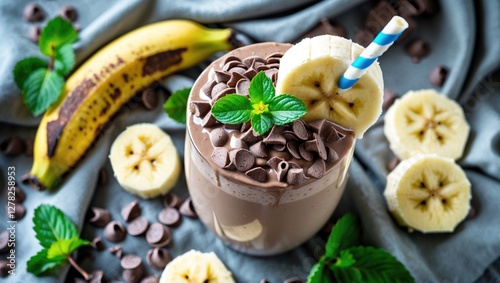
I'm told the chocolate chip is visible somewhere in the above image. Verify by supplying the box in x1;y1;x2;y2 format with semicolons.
276;161;289;182
92;237;105;251
286;141;301;159
305;133;327;160
265;52;284;60
158;207;181;227
232;139;248;149
9;186;26;203
287;168;309;186
298;143;314;161
221;55;241;66
123;267;144;283
224;123;242;131
283;130;298;141
141;88;159;110
229;67;247;76
307;159;326;178
201;111;216;127
230;149;255;171
27;25;41;43
429;65;448;87
292;120;308;140
163;193;182;208
354;29;374;47
214;70;231;83
307;119;325;134
266;156;284;171
90;270;106;283
243;69;257;81
263;126;286;145
222;60;242;71
387;157;400;171
109;245;123;258
121;254;142;270
88;207;111;227
104;221;126;242
190;101;211;118
211;82;228;99
260;279;270;283
23;3;45;22
140;275;159;283
98;168;108;186
326;147;339;164
212;87;236;102
256;64;269;72
122;255;144;283
8;203;26;220
59;5;78;22
264;68;278;79
249;141;267;158
20;171;31;185
146;248;172;270
1;136;25;156
240;121;251;132
210;128;228;147
227;72;246;88
243;56;266;67
0;230;8;253
383;89;397;111
284;277;304;283
201;80;217;98
0;260;8;278
127;216;149;236
405;38;431;63
365;1;397;35
179;197;197;218
212;147;230;168
245;167;267;182
466;206;477;219
240;129;261;143
121;200;141;222
146;223;171;248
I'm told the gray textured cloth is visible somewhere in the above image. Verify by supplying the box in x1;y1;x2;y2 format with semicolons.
1;0;499;282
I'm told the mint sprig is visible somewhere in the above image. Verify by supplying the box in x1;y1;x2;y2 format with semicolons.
212;71;307;135
307;213;414;283
163;88;190;124
13;17;78;116
27;205;91;279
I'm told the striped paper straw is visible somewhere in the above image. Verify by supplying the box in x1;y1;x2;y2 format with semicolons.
337;16;409;93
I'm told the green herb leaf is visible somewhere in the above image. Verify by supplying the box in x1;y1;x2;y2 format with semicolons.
325;213;360;259
33;204;79;248
331;246;414;283
22;69;64;116
249;71;274;104
47;236;90;259
54;43;75;76
251;112;272;135
27;248;66;276
39;17;78;57
212;94;252;124
307;259;334;283
13;57;48;89
335;250;356;268
164;88;190;124
268;94;307;125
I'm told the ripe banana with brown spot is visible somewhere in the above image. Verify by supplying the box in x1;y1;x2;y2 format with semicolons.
29;19;238;190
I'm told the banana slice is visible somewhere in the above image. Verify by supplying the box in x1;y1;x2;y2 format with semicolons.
384;89;470;160
109;123;181;199
384;154;471;233
159;250;235;283
276;35;384;138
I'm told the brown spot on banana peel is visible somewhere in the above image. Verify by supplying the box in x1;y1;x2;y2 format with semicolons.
110;88;121;100
142;48;187;77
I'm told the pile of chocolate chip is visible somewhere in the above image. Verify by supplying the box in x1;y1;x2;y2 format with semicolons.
84;193;197;283
23;2;79;43
191;53;348;186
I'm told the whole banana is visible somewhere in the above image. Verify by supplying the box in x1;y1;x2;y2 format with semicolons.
29;19;238;190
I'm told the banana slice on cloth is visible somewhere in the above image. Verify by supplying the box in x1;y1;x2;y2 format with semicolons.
109;123;181;199
276;35;384;138
159;250;235;283
384;89;470;160
384;154;471;233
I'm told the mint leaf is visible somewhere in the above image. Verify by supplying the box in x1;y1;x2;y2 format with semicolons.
164;88;190;124
212;94;252;124
331;246;414;283
54;43;75;75
269;94;307;125
39;17;78;57
307;259;334;283
249;71;274;104
48;236;90;259
325;213;360;259
33;204;79;248
22;69;64;116
13;57;48;89
251;112;272;135
27;248;66;276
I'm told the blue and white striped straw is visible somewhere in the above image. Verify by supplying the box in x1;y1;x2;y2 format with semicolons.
338;16;409;93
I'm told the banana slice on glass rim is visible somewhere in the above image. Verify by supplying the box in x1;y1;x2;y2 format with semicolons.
109;123;181;199
276;35;384;138
384;89;470;160
159;250;235;283
384;154;471;233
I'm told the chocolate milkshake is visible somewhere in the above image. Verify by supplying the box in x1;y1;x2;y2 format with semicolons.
186;43;356;255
